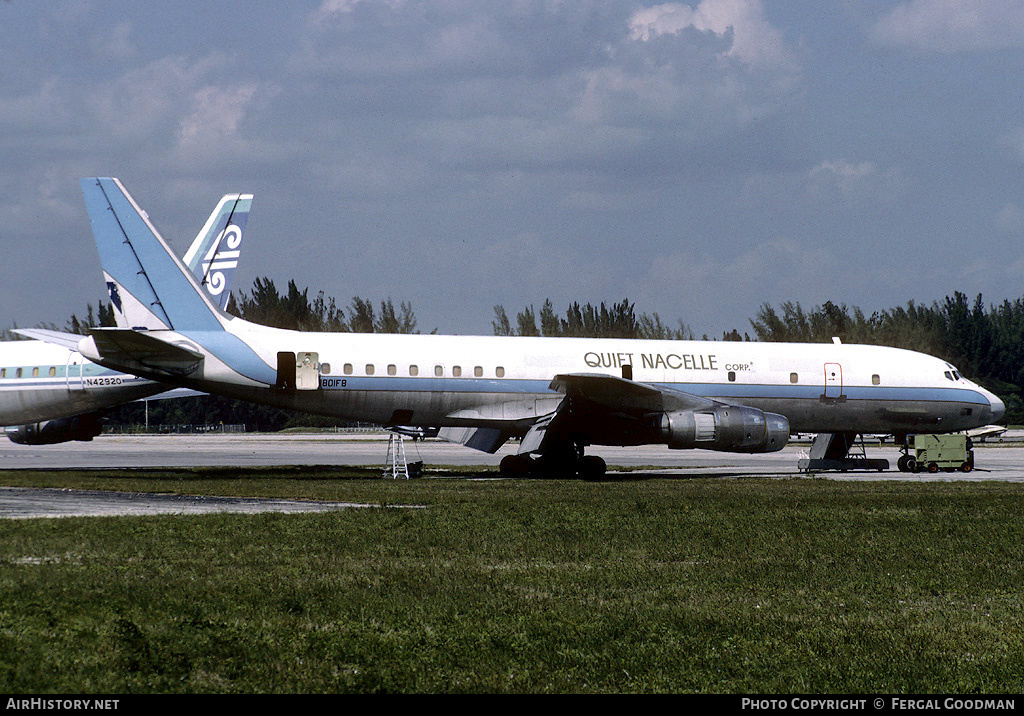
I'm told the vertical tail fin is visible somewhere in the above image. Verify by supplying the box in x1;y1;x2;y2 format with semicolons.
183;193;253;311
80;177;225;333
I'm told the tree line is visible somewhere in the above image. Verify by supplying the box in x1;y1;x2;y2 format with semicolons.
491;298;752;341
27;280;1024;426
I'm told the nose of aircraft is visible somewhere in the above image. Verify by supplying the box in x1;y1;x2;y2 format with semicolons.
989;392;1006;423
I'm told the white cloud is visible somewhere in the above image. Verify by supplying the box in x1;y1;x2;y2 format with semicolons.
575;0;800;141
629;0;797;70
807;159;903;201
312;0;408;25
871;0;1024;52
177;83;258;150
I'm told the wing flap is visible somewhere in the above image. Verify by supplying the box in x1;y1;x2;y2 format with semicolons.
437;426;511;453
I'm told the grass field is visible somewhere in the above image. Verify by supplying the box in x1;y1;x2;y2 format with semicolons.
1;468;1023;693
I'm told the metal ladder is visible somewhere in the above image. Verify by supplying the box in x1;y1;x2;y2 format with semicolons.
383;433;410;479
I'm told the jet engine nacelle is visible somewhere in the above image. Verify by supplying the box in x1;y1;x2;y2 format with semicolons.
658;405;790;453
5;414;103;445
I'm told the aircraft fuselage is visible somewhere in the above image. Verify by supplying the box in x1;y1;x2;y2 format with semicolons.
88;320;1004;442
0;340;164;426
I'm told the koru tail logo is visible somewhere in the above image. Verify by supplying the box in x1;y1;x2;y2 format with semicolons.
201;224;242;296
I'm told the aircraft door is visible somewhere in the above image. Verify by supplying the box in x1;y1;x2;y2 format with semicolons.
276;351;321;390
823;362;843;400
66;352;85;392
295;352;320;390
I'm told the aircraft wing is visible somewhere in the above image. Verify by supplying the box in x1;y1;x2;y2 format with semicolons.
519;373;717;455
549;373;718;413
525;373;788;456
439;372;787;457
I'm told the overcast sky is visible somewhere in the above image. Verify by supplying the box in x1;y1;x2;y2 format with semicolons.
3;0;1024;337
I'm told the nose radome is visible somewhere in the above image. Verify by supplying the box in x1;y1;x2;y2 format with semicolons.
989;393;1006;423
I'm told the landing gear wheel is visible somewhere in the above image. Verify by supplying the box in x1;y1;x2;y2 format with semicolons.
578;455;607;480
499;455;533;476
897;455;911;472
907;458;918;473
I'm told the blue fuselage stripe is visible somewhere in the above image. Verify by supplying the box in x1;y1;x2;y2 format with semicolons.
315;376;990;406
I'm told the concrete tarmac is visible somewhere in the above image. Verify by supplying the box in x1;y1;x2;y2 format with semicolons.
1;431;1022;519
1;430;1022;477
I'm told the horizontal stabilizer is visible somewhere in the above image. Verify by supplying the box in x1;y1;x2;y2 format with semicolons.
143;387;207;401
12;329;84;351
82;328;203;378
967;424;1007;439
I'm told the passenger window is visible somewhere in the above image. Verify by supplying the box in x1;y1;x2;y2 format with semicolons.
790;373;798;384
872;374;880;385
453;366;462;377
728;371;736;382
410;365;419;376
0;369;5;378
320;363;331;375
388;364;397;376
474;366;483;377
32;367;39;377
435;365;444;377
365;364;375;375
16;368;22;378
496;366;505;378
344;363;353;375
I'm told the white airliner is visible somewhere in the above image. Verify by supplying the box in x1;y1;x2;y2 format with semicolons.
0;191;252;444
61;178;1004;476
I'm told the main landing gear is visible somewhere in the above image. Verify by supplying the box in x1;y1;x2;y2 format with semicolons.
499;443;607;480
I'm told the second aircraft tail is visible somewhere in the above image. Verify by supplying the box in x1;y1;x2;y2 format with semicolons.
183;193;252;311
